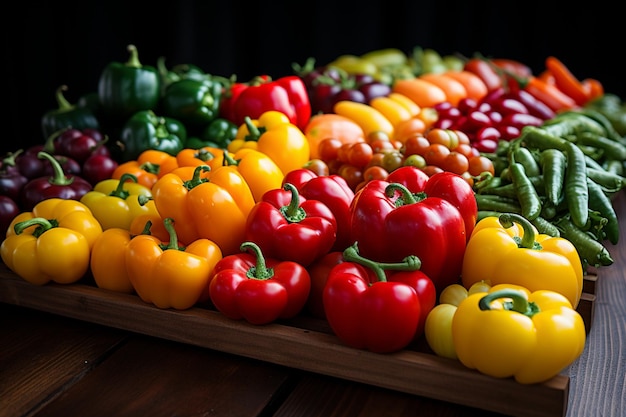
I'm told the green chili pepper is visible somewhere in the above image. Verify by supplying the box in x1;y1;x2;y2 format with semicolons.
474;194;522;214
97;44;161;122
575;132;626;161
555;216;613;269
119;110;186;162
530;216;560;237
539;148;566;206
586;167;626;191
586;178;619;244
519;126;568;151
41;85;100;140
509;160;542;220
563;141;589;228
511;146;541;177
200;117;238;149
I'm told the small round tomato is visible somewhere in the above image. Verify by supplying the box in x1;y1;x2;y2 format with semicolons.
381;150;405;173
421;165;445;177
423;143;450;167
303;159;330;176
318;137;342;162
468;155;495;176
440;151;469;175
338;163;364;191
362;165;389;182
403;154;427;169
401;135;430;157
347;142;374;168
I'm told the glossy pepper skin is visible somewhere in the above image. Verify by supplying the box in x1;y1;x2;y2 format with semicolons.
223;148;284;202
80;173;158;230
112;149;180;189
97;44;161;122
323;243;435;353
282;168;355;252
208;241;311;325
20;152;93;211
461;213;584;308
452;284;586;384
90;227;137;293
1;199;103;285
350;170;470;292
119;110;187;162
41;85;100;140
228;111;310;175
161;78;223;128
152;165;255;255
245;183;337;266
230;75;311;131
126;217;223;310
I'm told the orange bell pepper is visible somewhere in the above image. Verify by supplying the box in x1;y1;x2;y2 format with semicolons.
112;149;179;188
175;146;228;171
227;110;310;174
151;165;255;255
223;148;284;202
125;217;223;309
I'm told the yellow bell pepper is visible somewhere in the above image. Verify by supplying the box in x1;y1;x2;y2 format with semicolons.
227;110;310;174
461;213;583;308
151;165;255;255
80;173;159;230
223;148;284;202
1;198;102;285
451;284;586;384
125;217;223;310
424;281;491;360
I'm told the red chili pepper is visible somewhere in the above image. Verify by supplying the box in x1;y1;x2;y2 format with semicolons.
463;58;503;92
208;241;311;325
323;242;435;353
350;168;473;291
230;75;311;131
244;183;337;267
283;169;355;252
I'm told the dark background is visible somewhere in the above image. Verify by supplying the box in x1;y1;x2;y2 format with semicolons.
4;1;624;156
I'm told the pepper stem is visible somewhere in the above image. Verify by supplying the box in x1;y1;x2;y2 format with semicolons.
37;151;74;186
109;173;137;199
279;183;306;223
125;44;142;69
14;217;57;238
160;217;184;251
222;151;239;166
385;183;419;206
55;85;73;111
498;213;541;250
478;289;540;317
183;165;210;189
243;117;266;142
342;242;421;283
240;241;274;280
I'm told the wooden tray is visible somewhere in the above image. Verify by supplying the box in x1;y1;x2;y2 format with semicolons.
0;263;597;417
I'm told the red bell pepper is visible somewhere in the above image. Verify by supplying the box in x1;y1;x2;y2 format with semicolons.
208;241;311;325
230;75;311;131
350;168;473;292
323;243;435;353
282;168;355;252
305;250;345;319
245;183;337;267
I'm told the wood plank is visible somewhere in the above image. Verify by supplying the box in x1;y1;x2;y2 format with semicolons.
0;268;569;417
32;336;293;417
0;304;126;417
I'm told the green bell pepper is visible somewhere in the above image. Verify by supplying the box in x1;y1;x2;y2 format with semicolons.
119;110;186;161
161;78;223;128
201;117;238;148
41;85;100;140
97;44;161;122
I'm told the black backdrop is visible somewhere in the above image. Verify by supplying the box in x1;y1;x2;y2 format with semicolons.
4;0;624;155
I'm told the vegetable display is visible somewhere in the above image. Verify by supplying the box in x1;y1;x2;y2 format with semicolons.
1;44;625;390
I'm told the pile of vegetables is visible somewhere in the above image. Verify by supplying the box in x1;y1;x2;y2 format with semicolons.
1;43;625;386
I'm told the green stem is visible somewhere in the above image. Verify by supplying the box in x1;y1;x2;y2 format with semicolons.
498;213;540;250
279;183;306;223
478;289;540;317
222;151;239;166
14;217;57;238
55;85;73;111
125;44;141;68
385;183;423;207
183;165;210;189
241;241;274;280
160;217;184;251
243;117;266;142
342;242;421;283
37;151;74;186
109;173;137;199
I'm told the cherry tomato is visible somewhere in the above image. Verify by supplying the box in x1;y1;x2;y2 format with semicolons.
423;143;450;167
421;165;445;177
401;135;430;157
381;150;405;173
362;165;389;182
303;159;330;176
338;163;364;191
318;138;342;162
403;154;426;169
468;155;495;177
440;151;469;175
347;142;374;168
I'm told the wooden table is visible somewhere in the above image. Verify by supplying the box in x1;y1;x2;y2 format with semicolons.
1;192;624;417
